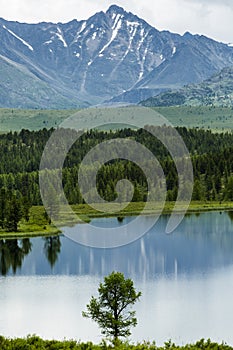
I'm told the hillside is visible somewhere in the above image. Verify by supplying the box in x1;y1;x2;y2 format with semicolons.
0;55;81;109
141;67;233;107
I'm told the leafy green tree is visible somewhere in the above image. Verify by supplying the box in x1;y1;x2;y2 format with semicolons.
82;271;141;344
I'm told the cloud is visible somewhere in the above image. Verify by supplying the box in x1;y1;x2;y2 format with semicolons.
0;0;232;43
186;0;233;7
139;0;233;43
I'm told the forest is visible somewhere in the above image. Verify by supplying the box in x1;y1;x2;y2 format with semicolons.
0;126;232;231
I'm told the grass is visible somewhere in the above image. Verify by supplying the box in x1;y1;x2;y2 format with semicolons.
0;106;233;133
153;105;233;131
0;337;232;350
0;206;60;239
0;108;79;132
71;201;233;218
0;201;232;239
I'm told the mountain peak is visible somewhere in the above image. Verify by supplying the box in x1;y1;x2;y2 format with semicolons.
0;7;232;108
183;31;193;38
106;4;126;15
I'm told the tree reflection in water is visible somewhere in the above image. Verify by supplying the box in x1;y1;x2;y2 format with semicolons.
0;236;62;275
43;236;61;268
227;211;233;221
0;238;32;276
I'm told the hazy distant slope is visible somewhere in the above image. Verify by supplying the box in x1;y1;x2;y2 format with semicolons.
141;67;233;107
0;55;83;108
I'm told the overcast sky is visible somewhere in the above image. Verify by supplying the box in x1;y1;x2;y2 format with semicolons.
0;0;232;44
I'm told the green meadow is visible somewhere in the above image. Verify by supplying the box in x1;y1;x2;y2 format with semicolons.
0;106;232;132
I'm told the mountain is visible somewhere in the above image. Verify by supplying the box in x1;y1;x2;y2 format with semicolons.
105;88;168;105
1;5;233;108
0;55;81;108
140;66;233;107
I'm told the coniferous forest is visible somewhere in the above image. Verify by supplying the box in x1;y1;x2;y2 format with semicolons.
0;126;232;231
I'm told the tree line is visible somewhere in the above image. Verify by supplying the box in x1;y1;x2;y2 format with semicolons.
0;126;232;230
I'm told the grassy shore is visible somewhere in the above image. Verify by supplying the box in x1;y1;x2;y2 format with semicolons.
0;201;232;239
71;200;233;218
0;337;231;350
0;206;59;238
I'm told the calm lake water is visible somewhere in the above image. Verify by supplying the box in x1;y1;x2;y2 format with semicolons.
1;211;233;345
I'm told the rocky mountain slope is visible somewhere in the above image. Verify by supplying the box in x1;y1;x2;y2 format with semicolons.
1;5;233;108
140;67;233;107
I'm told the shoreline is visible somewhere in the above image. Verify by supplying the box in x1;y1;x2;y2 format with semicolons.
0;201;232;239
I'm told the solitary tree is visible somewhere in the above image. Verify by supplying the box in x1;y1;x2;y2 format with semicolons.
82;271;141;344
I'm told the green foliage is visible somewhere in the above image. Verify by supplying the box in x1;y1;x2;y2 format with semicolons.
0;337;232;350
224;176;233;200
0;126;232;233
83;272;141;343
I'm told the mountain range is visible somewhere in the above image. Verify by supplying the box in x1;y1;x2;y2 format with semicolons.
1;4;233;108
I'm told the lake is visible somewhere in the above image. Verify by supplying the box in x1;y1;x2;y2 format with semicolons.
0;211;233;345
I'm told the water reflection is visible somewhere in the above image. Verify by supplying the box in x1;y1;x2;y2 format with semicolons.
227;210;233;221
43;236;61;268
0;238;32;276
1;211;233;344
0;236;62;275
0;211;233;277
59;211;233;278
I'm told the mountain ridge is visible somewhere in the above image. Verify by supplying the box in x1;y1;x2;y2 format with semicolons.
0;5;233;108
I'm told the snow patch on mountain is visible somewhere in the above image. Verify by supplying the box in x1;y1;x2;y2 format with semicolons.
72;21;87;44
172;46;177;55
99;14;122;54
3;25;34;51
56;27;67;47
